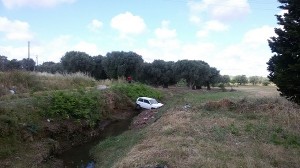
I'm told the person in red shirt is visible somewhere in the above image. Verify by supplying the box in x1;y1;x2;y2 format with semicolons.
127;76;132;83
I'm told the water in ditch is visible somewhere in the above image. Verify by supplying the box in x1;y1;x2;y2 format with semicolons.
58;118;133;168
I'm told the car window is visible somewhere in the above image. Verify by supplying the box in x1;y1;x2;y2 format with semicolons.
138;98;143;102
150;99;158;104
144;100;150;104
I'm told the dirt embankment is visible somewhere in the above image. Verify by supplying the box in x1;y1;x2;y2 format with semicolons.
0;101;135;167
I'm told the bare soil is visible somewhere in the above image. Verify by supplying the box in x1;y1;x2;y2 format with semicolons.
130;109;159;130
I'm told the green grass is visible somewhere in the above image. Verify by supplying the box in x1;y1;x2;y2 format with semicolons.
91;130;145;168
185;90;245;104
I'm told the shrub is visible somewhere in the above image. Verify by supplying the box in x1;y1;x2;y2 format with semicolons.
218;83;226;92
39;89;103;126
262;81;270;86
176;78;187;87
111;83;163;101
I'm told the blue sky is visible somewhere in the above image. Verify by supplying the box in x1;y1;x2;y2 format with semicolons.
0;0;281;76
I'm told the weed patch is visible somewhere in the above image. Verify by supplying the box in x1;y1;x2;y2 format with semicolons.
270;128;300;148
111;83;163;101
37;89;104;126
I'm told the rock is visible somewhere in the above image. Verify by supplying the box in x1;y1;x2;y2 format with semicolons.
9;90;15;94
97;85;108;90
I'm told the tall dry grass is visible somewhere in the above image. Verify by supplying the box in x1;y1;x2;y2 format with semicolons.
0;71;97;97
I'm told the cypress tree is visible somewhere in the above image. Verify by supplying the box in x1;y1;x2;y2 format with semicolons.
267;0;300;104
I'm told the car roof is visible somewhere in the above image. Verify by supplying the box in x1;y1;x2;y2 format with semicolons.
138;97;155;100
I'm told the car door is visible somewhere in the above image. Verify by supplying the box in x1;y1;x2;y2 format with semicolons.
143;99;151;109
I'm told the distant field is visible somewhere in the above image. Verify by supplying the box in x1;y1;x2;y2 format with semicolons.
234;85;279;98
92;86;300;168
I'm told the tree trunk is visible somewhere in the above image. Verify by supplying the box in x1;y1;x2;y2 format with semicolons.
192;84;196;90
206;81;211;90
163;83;168;88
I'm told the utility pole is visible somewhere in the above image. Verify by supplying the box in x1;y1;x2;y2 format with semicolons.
35;55;38;71
28;41;30;59
36;55;38;66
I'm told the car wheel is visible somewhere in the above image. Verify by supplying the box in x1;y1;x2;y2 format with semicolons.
135;104;141;110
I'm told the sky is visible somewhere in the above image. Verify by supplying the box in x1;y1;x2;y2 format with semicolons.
0;0;282;76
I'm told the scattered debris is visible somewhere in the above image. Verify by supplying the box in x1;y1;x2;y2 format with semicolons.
183;103;191;109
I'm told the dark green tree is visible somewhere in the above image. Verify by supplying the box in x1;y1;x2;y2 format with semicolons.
37;62;63;73
139;60;175;88
0;56;9;71
7;59;21;70
61;51;95;73
175;60;210;89
249;76;260;85
102;51;143;79
91;55;107;80
21;58;35;71
37;61;55;72
233;75;248;85
267;0;300;104
221;75;231;84
205;67;221;90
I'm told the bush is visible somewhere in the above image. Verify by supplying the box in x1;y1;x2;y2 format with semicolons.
176;78;187;87
262;81;270;86
111;83;163;101
39;89;103;126
218;83;226;92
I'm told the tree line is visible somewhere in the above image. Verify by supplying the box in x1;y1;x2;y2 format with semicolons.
0;51;269;89
0;56;35;71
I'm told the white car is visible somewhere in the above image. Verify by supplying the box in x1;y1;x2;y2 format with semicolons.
136;97;164;110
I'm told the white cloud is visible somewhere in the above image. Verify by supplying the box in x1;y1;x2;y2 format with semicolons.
205;20;229;32
136;21;217;63
277;9;288;16
181;42;216;61
242;25;275;47
136;25;274;77
88;19;103;32
0;17;33;41
196;30;209;38
0;45;29;60
1;0;75;9
212;25;275;76
0;35;104;64
147;21;180;59
210;0;250;21
73;41;102;56
189;15;201;25
40;36;103;62
111;12;146;38
196;20;229;38
154;21;177;39
188;0;250;22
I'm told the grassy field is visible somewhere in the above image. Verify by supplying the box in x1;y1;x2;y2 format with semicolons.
92;86;300;168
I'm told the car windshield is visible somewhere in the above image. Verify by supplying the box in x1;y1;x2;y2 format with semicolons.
149;99;158;104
